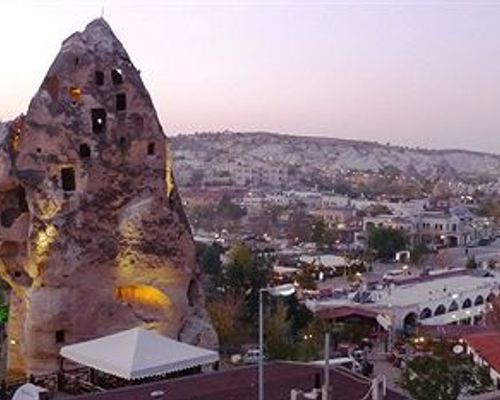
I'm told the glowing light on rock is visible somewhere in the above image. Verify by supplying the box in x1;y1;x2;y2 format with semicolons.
165;143;175;198
27;224;57;282
115;285;171;309
69;87;82;102
38;200;60;220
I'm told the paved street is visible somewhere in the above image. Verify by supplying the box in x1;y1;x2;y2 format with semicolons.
317;239;500;291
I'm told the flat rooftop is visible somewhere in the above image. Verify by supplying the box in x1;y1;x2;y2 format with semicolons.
375;274;497;307
68;362;407;400
313;272;499;311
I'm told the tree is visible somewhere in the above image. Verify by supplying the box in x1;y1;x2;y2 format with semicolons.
200;243;223;276
311;218;327;245
411;243;428;264
0;305;8;324
217;195;246;220
207;295;244;346
466;256;478;269
400;354;492;400
265;300;294;359
223;244;271;320
368;227;407;259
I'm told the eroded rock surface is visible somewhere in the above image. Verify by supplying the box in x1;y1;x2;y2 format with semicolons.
0;19;217;377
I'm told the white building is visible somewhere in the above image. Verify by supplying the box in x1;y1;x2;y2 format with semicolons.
464;332;500;389
308;270;500;332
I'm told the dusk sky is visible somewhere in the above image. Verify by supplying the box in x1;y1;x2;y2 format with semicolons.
2;1;500;152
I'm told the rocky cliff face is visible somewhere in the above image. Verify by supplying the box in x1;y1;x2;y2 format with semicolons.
171;131;500;186
0;19;217;377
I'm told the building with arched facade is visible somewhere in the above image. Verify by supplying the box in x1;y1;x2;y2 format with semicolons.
308;270;500;334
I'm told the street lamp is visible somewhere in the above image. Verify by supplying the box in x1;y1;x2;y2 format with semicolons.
259;283;296;400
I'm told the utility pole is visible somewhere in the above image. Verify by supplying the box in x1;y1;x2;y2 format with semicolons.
322;332;331;400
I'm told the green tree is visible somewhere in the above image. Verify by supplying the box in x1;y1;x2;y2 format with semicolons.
265;301;294;359
368;227;407;259
466;256;478;269
400;355;492;400
411;243;428;264
224;244;271;320
200;243;223;276
0;305;8;324
311;218;327;245
217;195;246;220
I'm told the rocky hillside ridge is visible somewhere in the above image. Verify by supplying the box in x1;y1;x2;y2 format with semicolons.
171;131;500;184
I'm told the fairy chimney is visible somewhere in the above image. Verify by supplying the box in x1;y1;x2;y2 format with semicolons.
0;18;217;377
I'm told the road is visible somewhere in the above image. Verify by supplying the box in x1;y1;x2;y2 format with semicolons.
317;239;500;290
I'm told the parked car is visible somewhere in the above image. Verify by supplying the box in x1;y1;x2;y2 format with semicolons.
243;348;263;364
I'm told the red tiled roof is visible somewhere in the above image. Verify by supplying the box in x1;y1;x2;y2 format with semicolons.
70;362;407;400
316;306;379;320
464;332;500;374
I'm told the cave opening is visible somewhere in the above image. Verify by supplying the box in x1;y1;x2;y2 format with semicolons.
61;168;76;192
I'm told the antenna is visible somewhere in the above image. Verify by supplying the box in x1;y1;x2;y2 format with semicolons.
100;6;105;18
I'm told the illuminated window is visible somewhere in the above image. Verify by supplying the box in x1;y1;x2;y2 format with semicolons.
61;168;76;192
95;71;104;86
116;93;126;111
55;330;65;344
147;142;155;156
79;144;91;159
112;68;123;85
69;87;82;102
1;208;19;228
91;109;106;134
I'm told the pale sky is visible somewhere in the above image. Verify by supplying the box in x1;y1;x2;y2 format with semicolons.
2;1;500;152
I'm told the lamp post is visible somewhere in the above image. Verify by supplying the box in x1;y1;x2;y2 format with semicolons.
259;283;296;400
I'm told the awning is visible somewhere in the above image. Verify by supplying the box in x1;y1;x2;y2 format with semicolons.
60;327;219;380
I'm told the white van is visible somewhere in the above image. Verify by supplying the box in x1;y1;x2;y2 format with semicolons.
382;269;405;282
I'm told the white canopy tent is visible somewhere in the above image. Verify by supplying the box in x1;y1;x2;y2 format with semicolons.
60;327;219;380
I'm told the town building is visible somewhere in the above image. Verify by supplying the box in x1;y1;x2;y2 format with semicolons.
307;270;500;333
464;332;500;389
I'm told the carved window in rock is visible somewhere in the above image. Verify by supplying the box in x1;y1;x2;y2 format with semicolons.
91;108;106;134
1;208;20;228
111;68;123;85
95;71;104;86
61;168;76;192
147;142;155;156
55;330;65;344
116;93;127;111
79;144;91;159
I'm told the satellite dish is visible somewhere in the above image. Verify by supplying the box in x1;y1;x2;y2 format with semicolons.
452;344;464;355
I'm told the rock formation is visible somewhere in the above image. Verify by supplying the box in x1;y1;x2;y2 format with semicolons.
0;19;217;377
